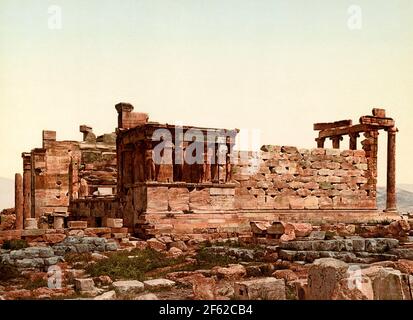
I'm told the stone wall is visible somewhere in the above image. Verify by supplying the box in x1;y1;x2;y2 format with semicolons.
78;134;117;197
233;146;375;211
31;139;81;219
22;129;117;226
69;197;120;227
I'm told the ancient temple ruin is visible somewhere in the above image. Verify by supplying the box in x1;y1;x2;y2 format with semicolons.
9;104;399;240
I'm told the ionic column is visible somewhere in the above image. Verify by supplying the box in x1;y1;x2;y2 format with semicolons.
349;133;359;150
15;173;23;230
22;153;32;221
330;136;343;149
315;137;325;148
386;126;398;212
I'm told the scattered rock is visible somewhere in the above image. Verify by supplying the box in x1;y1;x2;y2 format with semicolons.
147;238;167;252
135;293;159;300
308;231;326;240
75;278;95;292
93;275;113;286
168;247;183;258
188;274;216;300
112;280;144;295
94;290;117;300
91;253;108;261
170;241;188;251
272;269;299;282
213;264;247;280
143;279;176;290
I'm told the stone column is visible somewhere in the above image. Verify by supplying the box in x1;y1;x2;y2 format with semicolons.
331;136;343;149
22;152;32;221
14;173;23;230
315;137;325;148
386;126;398;212
349;133;359;150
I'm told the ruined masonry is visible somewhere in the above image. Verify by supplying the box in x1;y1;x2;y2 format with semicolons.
2;104;399;243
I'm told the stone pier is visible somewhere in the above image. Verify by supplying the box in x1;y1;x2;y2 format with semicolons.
386;126;398;212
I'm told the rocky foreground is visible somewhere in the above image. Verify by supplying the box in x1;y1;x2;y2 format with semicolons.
1;218;413;300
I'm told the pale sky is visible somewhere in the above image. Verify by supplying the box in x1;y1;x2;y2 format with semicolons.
1;0;412;186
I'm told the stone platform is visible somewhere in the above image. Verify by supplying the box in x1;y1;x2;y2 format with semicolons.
138;209;400;237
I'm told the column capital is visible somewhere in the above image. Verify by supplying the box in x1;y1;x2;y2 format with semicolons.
387;126;398;134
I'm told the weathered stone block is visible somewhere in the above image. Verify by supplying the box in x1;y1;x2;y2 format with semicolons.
234;278;286;300
304;196;319;209
103;218;123;228
112;280;144;295
143;279;176;290
75;278;95;292
68;221;88;229
167;188;190;211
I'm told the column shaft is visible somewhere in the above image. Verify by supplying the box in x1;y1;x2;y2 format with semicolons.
386;127;397;212
15;173;23;229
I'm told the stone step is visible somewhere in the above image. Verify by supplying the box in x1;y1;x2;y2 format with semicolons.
278;238;399;253
278;249;398;264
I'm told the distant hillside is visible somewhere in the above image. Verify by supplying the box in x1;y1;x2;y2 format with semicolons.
377;185;413;213
0;177;14;210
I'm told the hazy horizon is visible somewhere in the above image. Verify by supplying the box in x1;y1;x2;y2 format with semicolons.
1;0;412;185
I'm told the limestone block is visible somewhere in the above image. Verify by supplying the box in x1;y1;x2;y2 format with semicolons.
234;277;286;300
103;218;123;228
273;196;289;209
289;196;305;210
68;221;88;229
112;280;144;295
304;196;319;209
75;278;95;292
143;279;176;290
24;218;38;230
